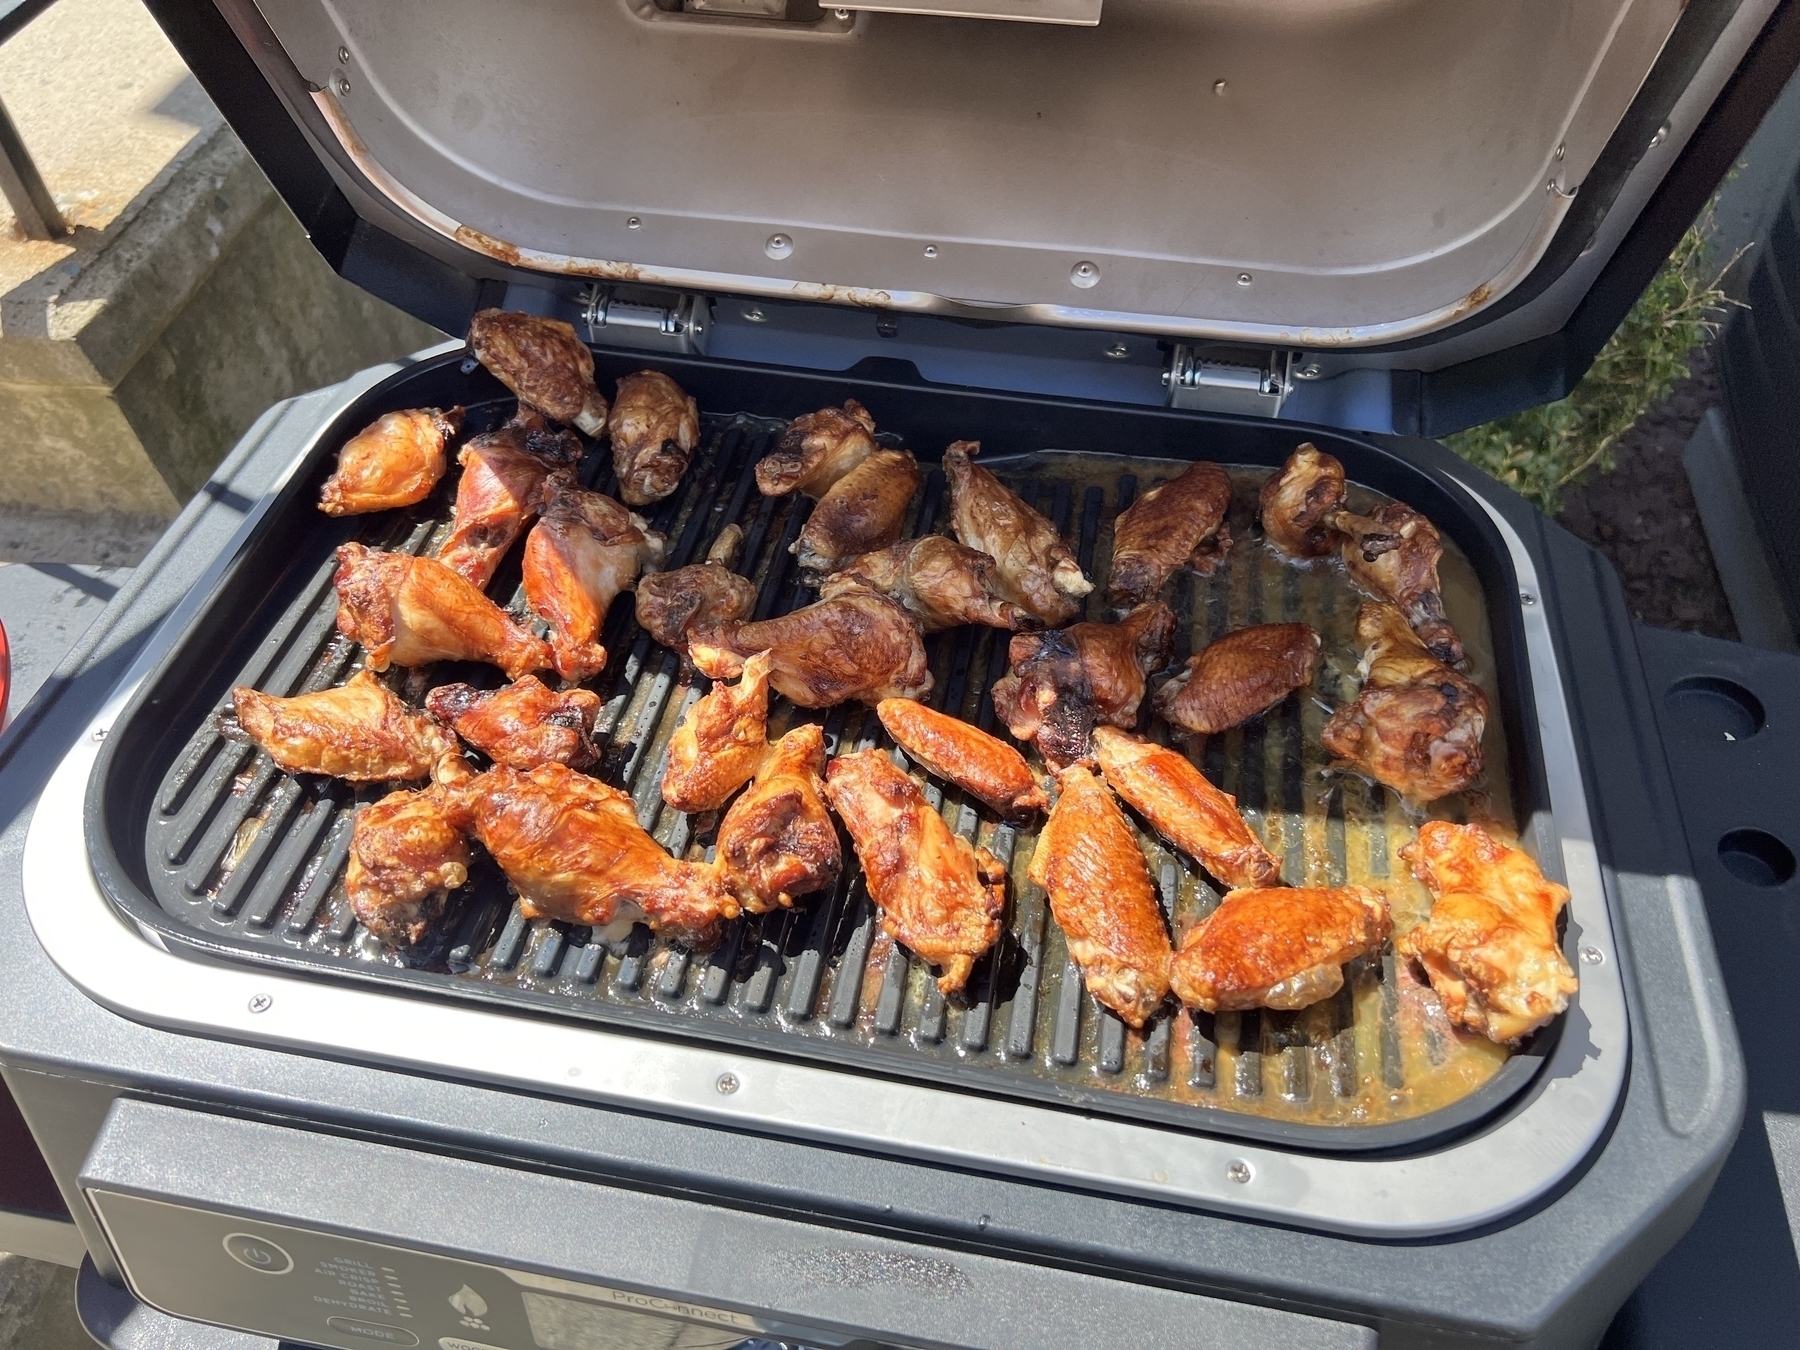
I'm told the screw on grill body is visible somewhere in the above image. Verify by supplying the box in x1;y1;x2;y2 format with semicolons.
834;6;850;15
1581;947;1604;966
716;1072;740;1095
91;727;107;742
1105;342;1128;359
337;45;350;64
627;216;642;229
1070;261;1099;289
765;233;794;260
333;74;351;97
248;994;272;1014
923;245;938;259
1213;80;1227;95
1226;1160;1253;1184
1520;591;1537;606
1237;273;1253;286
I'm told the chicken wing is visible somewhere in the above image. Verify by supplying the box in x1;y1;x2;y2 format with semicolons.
1398;821;1577;1043
1320;602;1487;803
607;369;699;506
521;469;665;681
1106;460;1233;606
792;448;921;574
876;697;1048;821
344;781;471;945
990;600;1174;769
755;400;878;498
662;650;773;813
424;676;599;771
231;669;457;782
1335;501;1464;666
1258;442;1346;559
318;407;463;516
818;536;1039;633
436;414;583;590
1153;623;1322;736
1169;886;1391;1013
1029;765;1171;1027
333;544;554;680
716;723;840;913
467;309;609;436
690;591;931;708
1091;726;1278;889
823;749;1007;994
945;440;1091;625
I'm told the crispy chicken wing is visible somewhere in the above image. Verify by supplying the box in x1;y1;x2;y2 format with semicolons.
424;676;599;770
634;526;757;656
823;749;1006;994
1169;886;1391;1013
522;469;665;681
1335;500;1464;666
1154;623;1322;736
1398;821;1577;1043
876;697;1047;821
716;723;840;913
690;591;930;708
1259;442;1346;559
662;651;773;813
1029;765;1171;1027
819;536;1039;633
1106;460;1234;605
232;669;456;782
344;780;471;945
945;440;1092;625
318;407;463;516
755;400;878;498
792;448;921;574
1091;727;1278;889
990;601;1174;769
467;309;608;436
333;544;553;680
436;414;583;589
1320;602;1487;803
607;369;699;506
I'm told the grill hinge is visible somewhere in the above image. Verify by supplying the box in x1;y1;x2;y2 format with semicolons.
1164;346;1293;417
580;285;709;355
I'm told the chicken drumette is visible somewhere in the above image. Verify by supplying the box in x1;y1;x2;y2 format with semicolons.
819;536;1039;634
344;777;471;945
1257;442;1345;559
232;669;457;782
876;697;1047;821
716;723;840;913
1153;623;1322;736
755;400;878;498
467;309;608;436
318;407;463;516
607;369;699;506
425;676;600;771
436;412;583;590
792;448;922;575
1106;459;1233;606
634;526;757;657
661;651;773;814
1169;886;1391;1013
690;590;931;708
945;440;1091;625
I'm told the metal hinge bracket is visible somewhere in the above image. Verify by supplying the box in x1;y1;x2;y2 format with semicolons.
580;285;709;355
1164;346;1293;417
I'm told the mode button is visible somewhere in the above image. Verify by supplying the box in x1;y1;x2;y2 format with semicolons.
325;1316;421;1346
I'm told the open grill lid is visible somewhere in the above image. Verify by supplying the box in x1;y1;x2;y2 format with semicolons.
153;0;1797;434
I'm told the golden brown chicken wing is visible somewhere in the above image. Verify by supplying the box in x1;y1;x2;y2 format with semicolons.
945;440;1091;625
1335;501;1464;666
521;470;665;682
231;669;457;782
436;415;583;590
424;676;599;771
333;544;554;680
1259;442;1346;559
467;309;609;436
690;591;931;708
755;400;878;498
1320;602;1487;803
1091;726;1279;889
990;601;1174;769
792;448;922;575
607;369;699;506
819;536;1039;633
716;723;840;913
1154;623;1322;736
1169;886;1391;1013
1398;821;1577;1043
1029;765;1171;1027
1106;460;1233;606
661;651;773;814
344;781;471;944
633;526;757;656
824;749;1007;994
318;407;463;516
876;697;1048;821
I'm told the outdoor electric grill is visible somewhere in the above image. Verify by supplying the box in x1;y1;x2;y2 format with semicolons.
3;0;1798;1346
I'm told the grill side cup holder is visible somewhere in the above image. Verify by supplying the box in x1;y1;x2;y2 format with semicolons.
1717;829;1797;888
1664;675;1766;742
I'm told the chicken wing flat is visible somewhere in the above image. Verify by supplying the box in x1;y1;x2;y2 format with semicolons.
1169;886;1391;1013
1091;727;1278;889
823;749;1007;994
522;469;666;681
1335;500;1464;666
436;414;584;589
467;309;608;436
755;400;878;498
1259;442;1346;559
1029;765;1172;1027
793;448;922;574
1106;460;1233;606
232;669;457;782
690;591;930;708
424;676;599;771
945;440;1092;625
1320;602;1487;803
716;723;840;913
1153;623;1322;736
1398;821;1577;1043
333;544;553;680
819;536;1039;633
318;407;463;516
608;369;699;506
876;697;1048;821
344;782;471;945
989;600;1174;769
662;650;772;813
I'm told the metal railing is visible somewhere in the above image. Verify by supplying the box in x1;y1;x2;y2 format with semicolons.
0;0;66;239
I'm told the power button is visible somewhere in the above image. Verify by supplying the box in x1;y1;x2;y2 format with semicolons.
222;1232;294;1275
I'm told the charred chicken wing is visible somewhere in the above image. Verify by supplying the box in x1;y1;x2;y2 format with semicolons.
1154;623;1322;736
424;676;599;771
755;400;878;498
690;591;930;708
318;407;463;516
716;723;840;913
1106;459;1233;605
344;780;471;945
945;440;1092;625
436;413;583;589
662;650;773;814
876;697;1048;821
792;447;922;574
607;369;699;506
1258;442;1346;559
1169;886;1391;1013
819;536;1039;633
467;309;608;436
634;526;757;655
1335;500;1464;666
232;669;457;782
